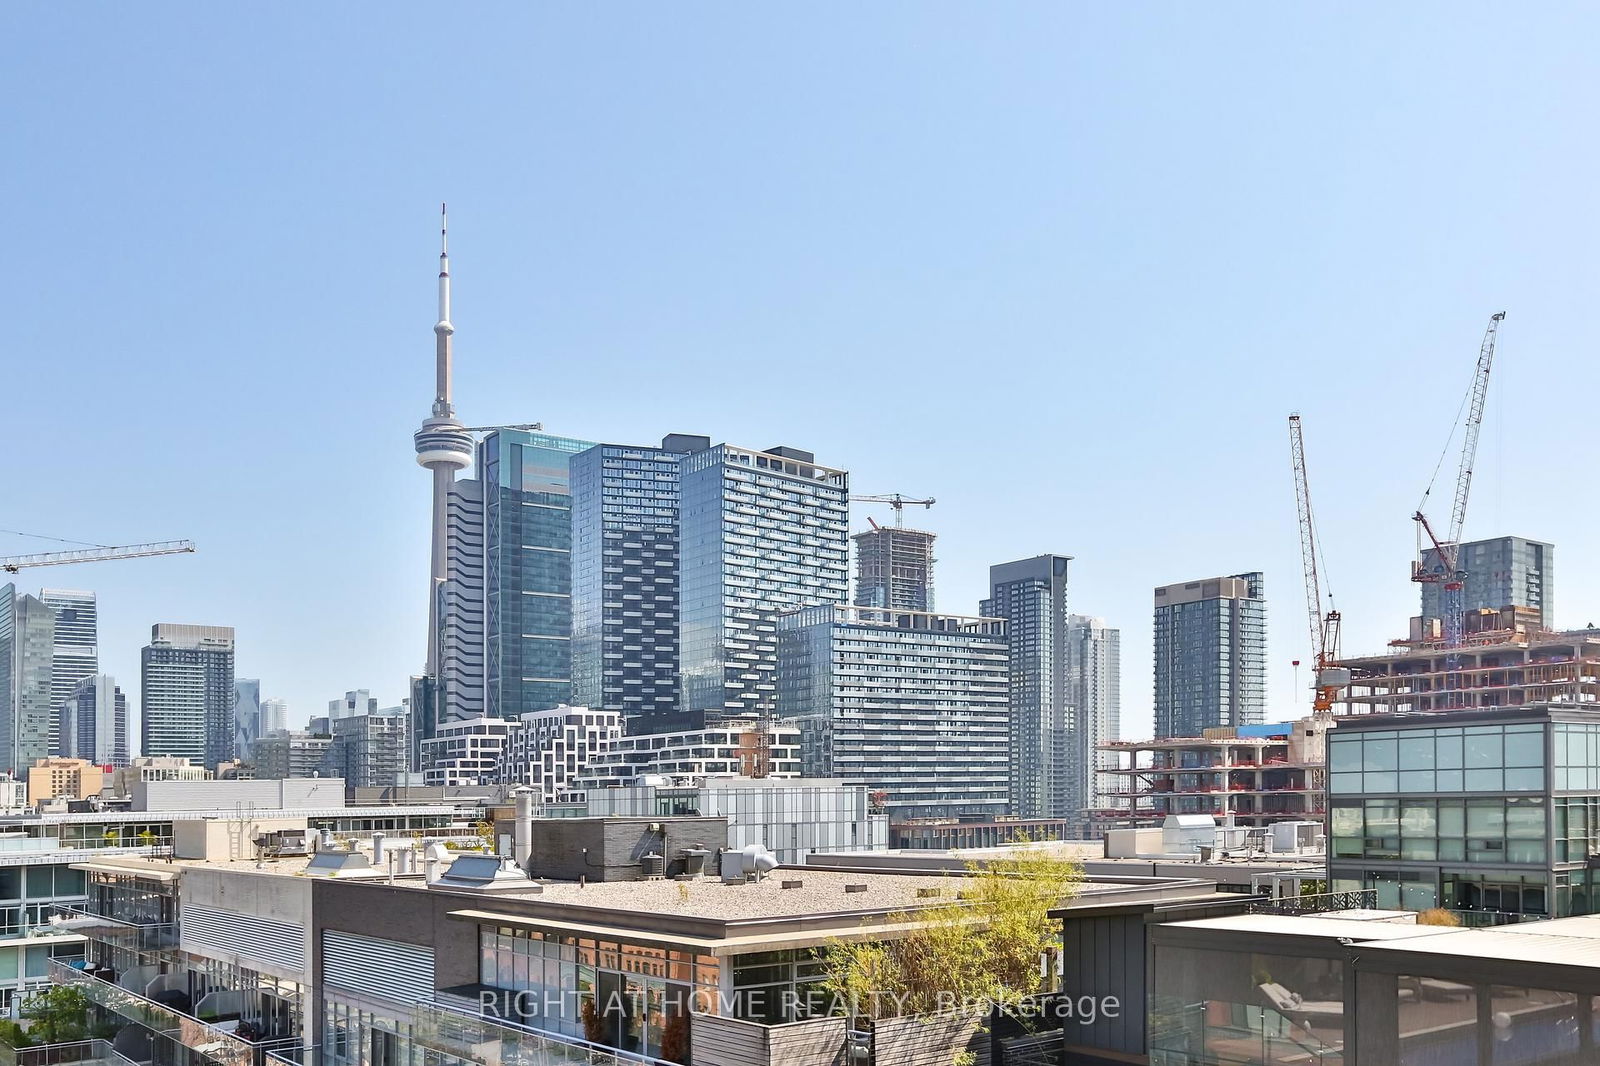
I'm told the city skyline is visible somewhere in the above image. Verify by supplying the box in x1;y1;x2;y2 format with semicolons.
9;6;1600;741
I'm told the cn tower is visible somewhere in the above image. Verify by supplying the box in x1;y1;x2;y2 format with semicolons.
413;205;474;676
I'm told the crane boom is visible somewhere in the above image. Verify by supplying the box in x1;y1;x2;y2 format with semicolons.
1447;311;1506;550
1289;415;1347;716
850;494;935;527
1412;311;1506;664
1289;415;1323;658
1;540;196;574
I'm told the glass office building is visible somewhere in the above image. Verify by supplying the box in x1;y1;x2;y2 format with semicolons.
570;435;707;733
1152;572;1266;739
678;445;849;727
477;429;595;720
1328;704;1600;919
1420;534;1554;628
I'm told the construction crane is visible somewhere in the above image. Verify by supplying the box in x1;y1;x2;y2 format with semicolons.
1;540;196;574
1289;415;1351;719
851;494;935;528
1412;311;1506;703
460;423;543;433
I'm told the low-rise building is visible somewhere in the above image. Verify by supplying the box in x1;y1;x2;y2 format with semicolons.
422;716;519;786
574;777;888;864
569;717;802;789
27;757;104;804
1327;702;1600;920
110;755;207;797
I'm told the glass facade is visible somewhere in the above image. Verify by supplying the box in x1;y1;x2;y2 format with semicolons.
1150;943;1345;1065
777;605;1010;818
570;442;691;732
678;446;849;725
1420;534;1554;628
1328;723;1547;795
1152;573;1265;739
479;430;595;719
475;925;716;1060
1328;711;1600;919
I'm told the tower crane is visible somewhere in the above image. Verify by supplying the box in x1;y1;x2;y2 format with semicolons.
1412;312;1506;704
1288;415;1350;719
850;494;934;528
1;540;196;574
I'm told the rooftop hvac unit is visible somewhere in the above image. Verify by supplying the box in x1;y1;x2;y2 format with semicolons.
721;843;779;884
679;848;711;879
642;853;665;880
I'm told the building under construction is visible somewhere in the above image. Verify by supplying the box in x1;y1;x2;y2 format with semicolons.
852;525;936;611
1091;718;1329;831
1338;612;1600;714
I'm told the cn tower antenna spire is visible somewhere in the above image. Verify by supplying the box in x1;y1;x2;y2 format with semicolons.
415;204;474;679
433;202;455;418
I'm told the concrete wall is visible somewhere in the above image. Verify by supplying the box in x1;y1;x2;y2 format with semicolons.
527;817;728;881
180;867;313;978
135;778;347;812
171;816;309;860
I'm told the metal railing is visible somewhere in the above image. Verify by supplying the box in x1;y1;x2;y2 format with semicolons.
0;1040;142;1066
48;961;254;1066
418;999;677;1066
1247;890;1377;916
51;907;178;952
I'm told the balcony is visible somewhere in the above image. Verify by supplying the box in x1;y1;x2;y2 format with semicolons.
50;909;177;954
48;961;255;1066
0;1040;141;1066
413;999;676;1066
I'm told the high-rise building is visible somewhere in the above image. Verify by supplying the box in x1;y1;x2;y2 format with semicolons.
60;674;129;767
439;478;485;720
141;624;236;768
778;605;1010;819
1419;535;1555;629
0;586;14;776
1153;573;1266;738
10;595;56;773
260;698;288;735
233;678;262;763
328;689;378;720
1066;615;1121;813
39;590;96;740
254;731;334;780
570;435;705;732
982;555;1073;819
324;710;410;788
853;526;936;612
679;444;850;727
478;429;596;720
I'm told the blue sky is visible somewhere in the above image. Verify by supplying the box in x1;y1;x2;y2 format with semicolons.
6;5;1599;743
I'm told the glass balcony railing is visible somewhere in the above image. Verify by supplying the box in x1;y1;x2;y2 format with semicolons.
48;961;255;1066
416;1000;676;1066
51;907;178;953
0;1039;143;1066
